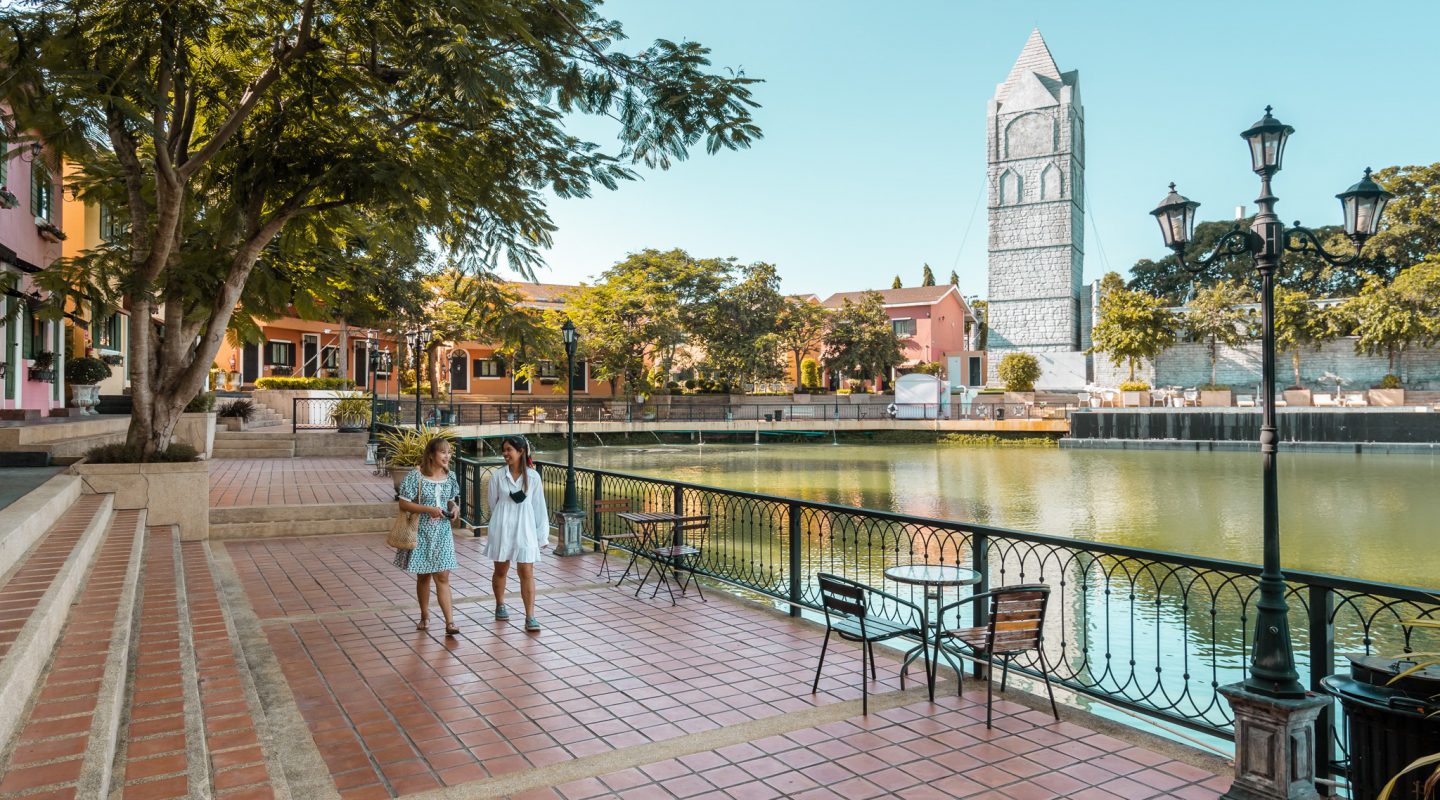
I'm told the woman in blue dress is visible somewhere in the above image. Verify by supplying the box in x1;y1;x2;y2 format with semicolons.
395;438;461;636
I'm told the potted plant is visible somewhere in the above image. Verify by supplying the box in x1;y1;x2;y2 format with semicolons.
217;399;256;431
1199;383;1234;407
641;405;658;422
0;185;18;209
997;352;1041;404
330;395;373;432
35;219;66;242
376;425;456;491
1283;385;1313;407
101;353;124;366
1369;374;1406;407
28;351;56;383
530;406;548;423
1118;380;1150;407
64;356;111;415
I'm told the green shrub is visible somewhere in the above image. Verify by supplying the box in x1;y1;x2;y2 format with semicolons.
217;399;256;421
996;353;1041;392
1118;381;1151;392
185;392;216;412
800;358;821;389
1198;383;1231;392
64;356;111;385
84;442;199;463
1378;374;1402;389
976;387;1005;394
254;376;356;390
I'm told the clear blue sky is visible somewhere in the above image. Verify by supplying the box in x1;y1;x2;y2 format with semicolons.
532;0;1438;298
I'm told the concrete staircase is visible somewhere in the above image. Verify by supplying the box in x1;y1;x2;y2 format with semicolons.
211;430;369;460
210;501;395;539
0;475;286;799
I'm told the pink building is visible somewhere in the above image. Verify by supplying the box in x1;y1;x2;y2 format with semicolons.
1;112;67;418
820;285;986;387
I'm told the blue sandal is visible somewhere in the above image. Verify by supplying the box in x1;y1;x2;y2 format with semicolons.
494;604;510;620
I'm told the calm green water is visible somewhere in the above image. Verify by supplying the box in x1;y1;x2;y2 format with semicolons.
568;442;1440;589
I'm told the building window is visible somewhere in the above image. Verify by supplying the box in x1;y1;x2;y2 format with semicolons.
24;307;45;359
31;162;53;222
892;318;917;337
0;126;8;188
94;313;122;351
512;372;530;393
320;346;338;370
537;360;559;379
570;360;587;392
265;341;295;367
99;203;127;242
472;358;504;378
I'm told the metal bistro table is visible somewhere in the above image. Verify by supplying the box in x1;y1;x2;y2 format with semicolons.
883;564;981;697
613;511;688;588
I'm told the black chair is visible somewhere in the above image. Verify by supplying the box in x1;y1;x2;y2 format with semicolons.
935;583;1060;728
637;516;710;605
812;573;929;715
590;499;634;580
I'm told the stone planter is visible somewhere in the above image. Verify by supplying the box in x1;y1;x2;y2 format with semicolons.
1120;391;1146;407
1283;389;1313;407
336;415;369;433
1368;388;1405;407
389;466;411;493
68;384;101;415
1200;390;1234;407
221;416;246;432
1005;392;1036;405
173;412;217;459
72;460;209;540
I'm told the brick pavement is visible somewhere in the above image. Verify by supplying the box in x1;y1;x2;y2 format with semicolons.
208;458;395;508
219;533;1231;799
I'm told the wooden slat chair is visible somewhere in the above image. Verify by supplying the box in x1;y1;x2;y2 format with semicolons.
811;574;929;715
936;584;1059;728
589;499;635;580
636;515;710;605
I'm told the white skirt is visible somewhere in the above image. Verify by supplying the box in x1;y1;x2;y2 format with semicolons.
485;497;543;563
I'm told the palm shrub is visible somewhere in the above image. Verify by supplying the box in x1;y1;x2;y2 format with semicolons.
330;395;372;426
377;425;456;469
217;399;256;422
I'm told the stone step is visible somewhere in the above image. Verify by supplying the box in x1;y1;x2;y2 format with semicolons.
211;449;294;460
0;493;114;755
43;431;128;463
0;509;144;799
0;473;81;584
210;502;394;525
210;516;393;540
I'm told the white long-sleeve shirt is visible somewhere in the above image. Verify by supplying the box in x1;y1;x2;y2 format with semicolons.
485;467;549;563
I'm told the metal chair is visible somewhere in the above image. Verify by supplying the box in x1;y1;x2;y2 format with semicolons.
812;573;929;715
636;515;710;605
936;584;1059;728
591;499;634;579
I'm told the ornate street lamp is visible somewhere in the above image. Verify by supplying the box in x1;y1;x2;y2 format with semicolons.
555;319;585;556
406;327;431;428
1151;107;1390;799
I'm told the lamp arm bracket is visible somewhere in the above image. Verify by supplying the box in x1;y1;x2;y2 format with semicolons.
1283;224;1363;266
1175;227;1256;274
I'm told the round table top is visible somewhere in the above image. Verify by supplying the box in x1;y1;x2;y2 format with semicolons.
883;564;981;587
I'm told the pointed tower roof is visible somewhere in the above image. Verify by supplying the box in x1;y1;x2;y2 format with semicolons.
997;29;1062;103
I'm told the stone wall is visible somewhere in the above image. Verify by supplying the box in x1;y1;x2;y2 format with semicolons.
1092;338;1440;390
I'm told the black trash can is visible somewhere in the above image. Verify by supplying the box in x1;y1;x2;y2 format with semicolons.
773;409;783;422
994;405;1005;421
1321;655;1440;800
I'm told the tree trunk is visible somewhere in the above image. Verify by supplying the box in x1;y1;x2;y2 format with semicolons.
1210;339;1219;386
1388;344;1396;375
338;320;349;381
1292;350;1301;388
793;351;803;392
1127;358;1136;383
426;343;441;399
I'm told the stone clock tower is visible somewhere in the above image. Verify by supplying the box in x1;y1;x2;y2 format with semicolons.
985;29;1086;386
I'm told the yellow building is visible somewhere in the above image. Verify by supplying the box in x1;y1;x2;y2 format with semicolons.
61;164;130;398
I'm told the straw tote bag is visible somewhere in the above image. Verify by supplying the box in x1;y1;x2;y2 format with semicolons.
387;510;419;550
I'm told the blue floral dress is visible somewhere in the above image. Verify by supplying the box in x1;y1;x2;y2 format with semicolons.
392;468;460;575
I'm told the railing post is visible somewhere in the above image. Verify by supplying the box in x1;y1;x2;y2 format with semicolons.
970;530;990;678
292;397;298;434
470;462;483;537
457;458;468;524
1308;585;1337;794
788;502;803;618
591;471;603;552
672;483;684;517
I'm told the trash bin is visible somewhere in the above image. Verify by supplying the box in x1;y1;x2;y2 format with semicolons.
994;405;1005;421
1321;655;1440;800
773;409;783;422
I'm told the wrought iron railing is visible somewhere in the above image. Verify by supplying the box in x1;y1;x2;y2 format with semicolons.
455;455;1439;779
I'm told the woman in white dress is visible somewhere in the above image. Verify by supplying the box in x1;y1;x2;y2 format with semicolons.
487;436;549;631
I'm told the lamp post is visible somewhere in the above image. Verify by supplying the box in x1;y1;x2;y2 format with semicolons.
555;319;585;556
407;327;431;428
1151;106;1390;800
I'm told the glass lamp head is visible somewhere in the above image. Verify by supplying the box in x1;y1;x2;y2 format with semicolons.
1337;167;1393;241
1241;106;1293;175
1151;183;1201;251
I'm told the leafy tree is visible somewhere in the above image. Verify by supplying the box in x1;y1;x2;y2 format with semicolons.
799;358;821;390
776;297;829;392
970;299;989;350
1363;164;1440;282
689;262;785;388
565;249;725;395
1341;259;1440;377
996;353;1040;392
1271;287;1337;389
1183;281;1251;387
4;0;760;457
1088;271;1178;382
949;270;959;286
821;292;903;386
891;276;903;289
921;264;935;286
911;361;945;376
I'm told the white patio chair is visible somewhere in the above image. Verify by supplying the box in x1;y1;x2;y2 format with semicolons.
1183;389;1199;407
1344;392;1369;407
1313;393;1339;407
1236;395;1256;407
1149;390;1167;407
